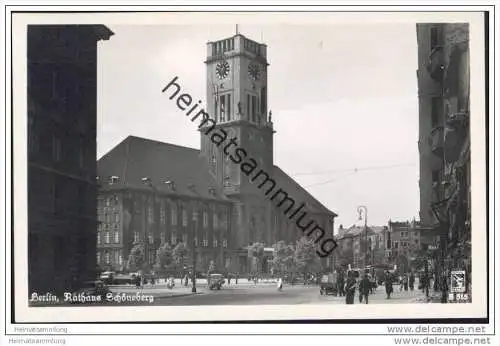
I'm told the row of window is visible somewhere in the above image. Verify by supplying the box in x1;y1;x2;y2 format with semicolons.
98;195;120;207
147;203;228;230
97;231;120;245
98;206;119;214
99;194;230;229
97;249;123;266
399;231;419;238
99;223;119;231
392;240;419;248
98;213;120;223
132;231;228;248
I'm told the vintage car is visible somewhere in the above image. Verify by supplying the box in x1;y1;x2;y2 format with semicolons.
319;273;338;296
208;273;225;290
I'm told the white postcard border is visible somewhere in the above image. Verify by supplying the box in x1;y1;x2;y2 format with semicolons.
5;6;493;332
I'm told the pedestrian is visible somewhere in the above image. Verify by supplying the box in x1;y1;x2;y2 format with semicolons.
384;271;393;299
440;272;449;303
409;272;415;291
277;277;283;291
345;272;356;304
403;274;409;291
235;273;239;285
359;273;370;304
337;273;345;297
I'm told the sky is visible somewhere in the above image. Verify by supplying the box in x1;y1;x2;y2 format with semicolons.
96;23;420;233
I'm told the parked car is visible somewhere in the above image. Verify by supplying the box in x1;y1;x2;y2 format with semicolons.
319;273;338;296
99;271;115;285
112;273;134;285
208;273;225;290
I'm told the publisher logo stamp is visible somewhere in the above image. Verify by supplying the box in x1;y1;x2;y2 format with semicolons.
449;270;468;303
450;270;466;293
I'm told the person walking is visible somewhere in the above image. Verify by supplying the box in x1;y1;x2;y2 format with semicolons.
409;271;415;291
359;273;371;304
345;272;357;304
384;271;393;299
277;277;283;291
337;272;345;297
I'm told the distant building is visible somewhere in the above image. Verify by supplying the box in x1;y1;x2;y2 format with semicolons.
387;220;422;273
334;221;435;273
28;25;113;294
96;32;337;275
416;23;471;276
333;224;384;269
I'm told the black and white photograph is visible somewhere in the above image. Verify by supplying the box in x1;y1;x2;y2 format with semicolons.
5;6;493;336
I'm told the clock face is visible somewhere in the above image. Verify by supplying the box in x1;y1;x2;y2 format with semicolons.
248;63;260;81
216;61;230;79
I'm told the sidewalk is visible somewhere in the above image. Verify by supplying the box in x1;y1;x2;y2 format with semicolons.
410;290;442;303
110;278;278;289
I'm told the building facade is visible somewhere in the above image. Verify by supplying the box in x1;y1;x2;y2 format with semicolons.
96;141;233;273
416;24;471;280
387;221;422;273
97;33;337;275
28;25;113;294
333;225;383;269
333;221;434;273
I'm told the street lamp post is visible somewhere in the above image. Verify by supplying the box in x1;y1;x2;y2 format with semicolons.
357;206;368;269
191;209;198;293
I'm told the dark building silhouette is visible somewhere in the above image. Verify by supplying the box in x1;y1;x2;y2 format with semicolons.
27;25;113;295
416;24;471;283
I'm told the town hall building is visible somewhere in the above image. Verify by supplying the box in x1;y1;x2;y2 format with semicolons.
97;33;337;274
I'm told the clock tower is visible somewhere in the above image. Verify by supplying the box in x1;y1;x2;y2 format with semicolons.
201;33;275;257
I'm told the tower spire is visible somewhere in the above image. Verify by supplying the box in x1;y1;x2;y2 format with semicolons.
235;24;239;35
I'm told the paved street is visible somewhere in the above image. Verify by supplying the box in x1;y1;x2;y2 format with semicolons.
108;282;430;306
30;280;433;307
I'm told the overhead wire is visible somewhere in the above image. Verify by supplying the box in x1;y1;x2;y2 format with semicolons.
293;163;416;177
300;163;417;188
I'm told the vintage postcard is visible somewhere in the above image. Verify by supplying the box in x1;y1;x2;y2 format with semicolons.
7;8;490;327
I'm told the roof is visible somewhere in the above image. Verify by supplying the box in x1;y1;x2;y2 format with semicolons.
272;166;338;217
90;25;114;40
370;226;388;234
336;225;377;239
97;136;229;202
97;135;336;216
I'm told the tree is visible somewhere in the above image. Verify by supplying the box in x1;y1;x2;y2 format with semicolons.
271;241;295;276
127;241;146;272
154;242;174;276
247;242;266;275
294;237;321;280
172;242;190;275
